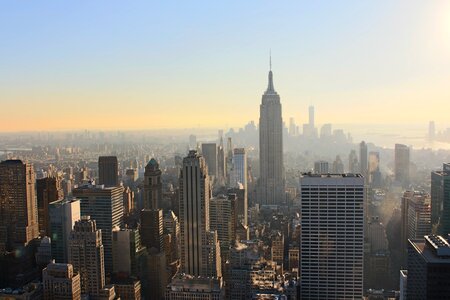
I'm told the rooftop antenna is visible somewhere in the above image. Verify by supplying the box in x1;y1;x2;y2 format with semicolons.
269;49;272;71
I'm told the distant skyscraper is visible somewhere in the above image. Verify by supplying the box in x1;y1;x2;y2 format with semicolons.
320;123;332;138
431;163;450;234
37;177;64;237
73;184;124;274
401;191;431;255
43;262;81;300
348;150;359;173
360;141;368;179
98;156;119;187
143;158;162;209
332;155;344;173
395;144;410;187
314;160;329;174
232;148;247;189
369;151;382;187
179;150;220;277
407;235;450;299
189;134;197;150
258;65;284;205
49;198;81;263
300;173;364;299
428;121;436;140
68;216;112;298
309;105;315;128
202;143;218;178
0;159;39;252
225;137;233;185
217;136;225;183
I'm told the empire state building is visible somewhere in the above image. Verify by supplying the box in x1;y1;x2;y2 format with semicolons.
258;64;285;205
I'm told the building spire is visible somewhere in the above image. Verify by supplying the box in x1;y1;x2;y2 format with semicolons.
266;52;275;93
269;49;272;71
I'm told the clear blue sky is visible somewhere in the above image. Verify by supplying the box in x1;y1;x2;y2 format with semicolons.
1;1;450;131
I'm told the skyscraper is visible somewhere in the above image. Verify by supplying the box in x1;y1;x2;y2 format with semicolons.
314;160;329;174
431;163;450;234
98;156;119;187
217;135;225;183
300;173;365;299
258;65;284;205
49;198;81;263
309;105;315;128
348;150;359;173
401;191;431;256
73;184;124;274
395;144;410;187
140;208;163;252
68;216;115;298
201;143;218;178
360;141;368;178
210;195;237;261
143;158;162;209
407;235;450;299
37;176;64;237
179;150;220;277
0;160;39;251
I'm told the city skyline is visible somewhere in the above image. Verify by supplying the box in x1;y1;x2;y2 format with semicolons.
2;1;450;131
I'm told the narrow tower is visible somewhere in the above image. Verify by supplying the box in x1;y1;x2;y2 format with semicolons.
258;59;285;205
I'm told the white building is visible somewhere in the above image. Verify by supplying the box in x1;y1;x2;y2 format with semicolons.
299;173;365;299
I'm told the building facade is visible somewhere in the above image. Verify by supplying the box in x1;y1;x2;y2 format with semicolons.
300;173;365;299
258;67;284;205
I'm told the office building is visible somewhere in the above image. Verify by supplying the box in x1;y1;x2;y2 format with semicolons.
37;176;64;237
359;141;368;179
258;65;285;205
112;228;144;276
332;155;344;173
49;198;80;263
98;156;119;187
369;151;382;187
232;148;247;189
210;195;237;261
140;208;163;252
217;136;226;183
407;235;450;299
42;262;81;300
314;160;329;174
348;150;359;173
68;216;115;299
72;184;124;274
179;150;221;277
300;173;364;299
143;158;162;210
0;159;39;251
202;143;218;178
401;191;431;254
395;144;410;187
431;163;450;234
271;233;284;272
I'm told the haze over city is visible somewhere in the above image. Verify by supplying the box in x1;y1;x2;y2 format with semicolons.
2;1;450;132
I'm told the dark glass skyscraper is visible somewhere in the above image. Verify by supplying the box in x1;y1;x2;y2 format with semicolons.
98;156;118;187
258;66;284;205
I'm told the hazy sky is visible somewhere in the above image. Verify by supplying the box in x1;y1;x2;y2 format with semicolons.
1;1;450;131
